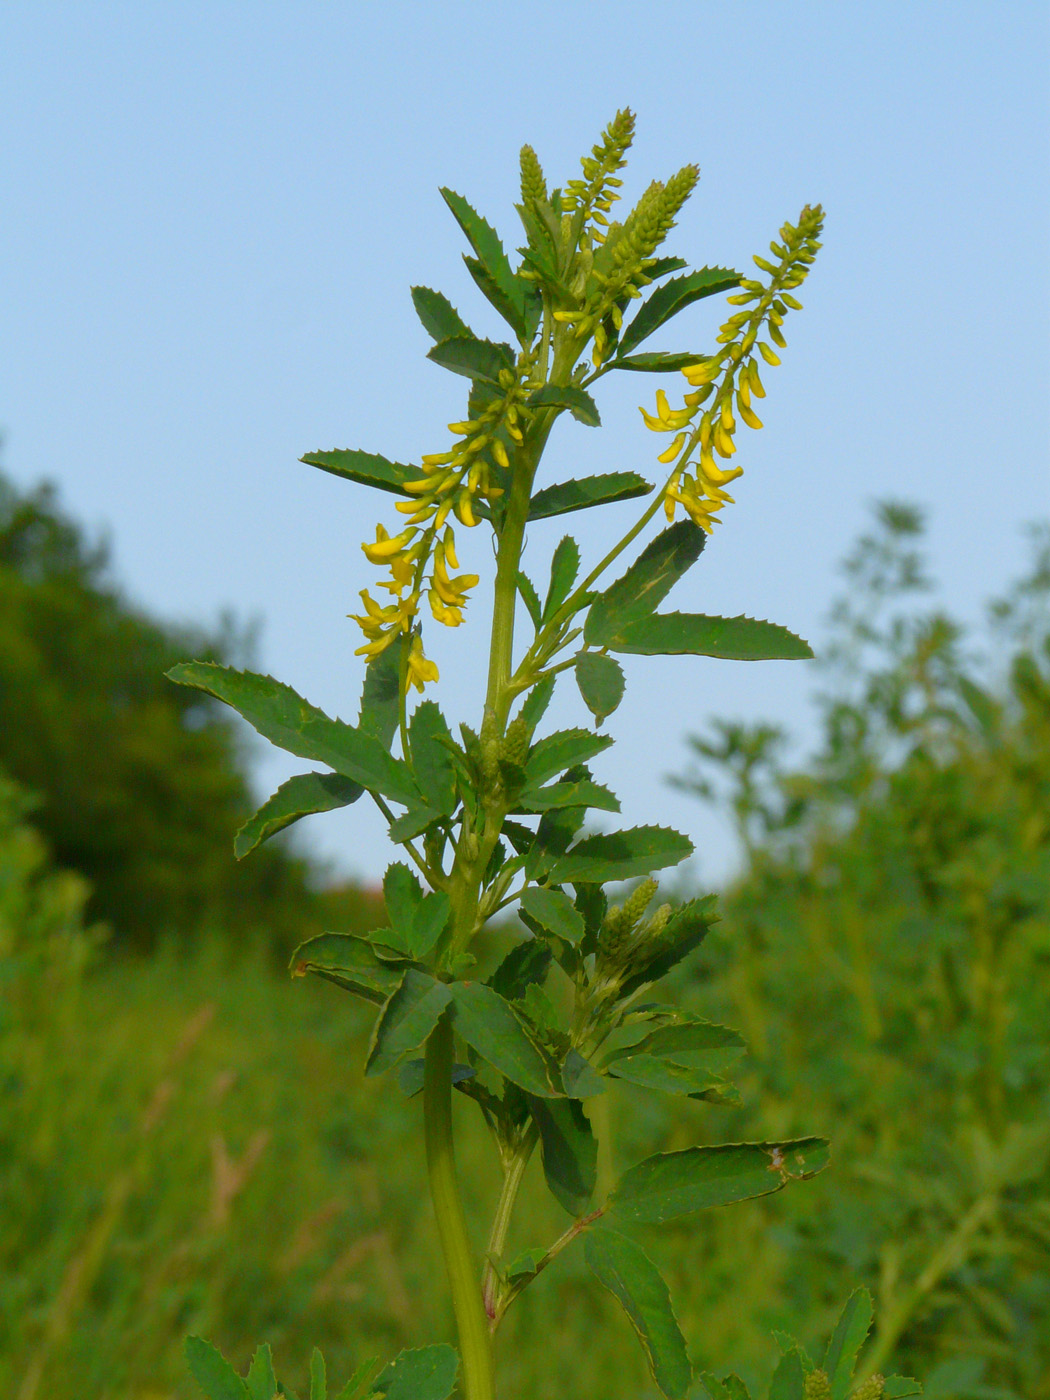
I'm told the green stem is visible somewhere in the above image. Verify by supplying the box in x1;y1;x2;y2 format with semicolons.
491;1205;606;1329
424;1018;496;1400
481;1124;539;1322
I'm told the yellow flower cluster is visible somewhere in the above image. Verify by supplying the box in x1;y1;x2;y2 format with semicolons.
639;205;823;533
350;365;529;688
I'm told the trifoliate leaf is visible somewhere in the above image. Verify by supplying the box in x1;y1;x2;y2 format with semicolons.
515;778;620;815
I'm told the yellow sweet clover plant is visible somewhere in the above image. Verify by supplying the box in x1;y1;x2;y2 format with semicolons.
169;113;923;1400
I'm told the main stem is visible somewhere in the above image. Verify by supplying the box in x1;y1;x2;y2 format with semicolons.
424;1018;496;1400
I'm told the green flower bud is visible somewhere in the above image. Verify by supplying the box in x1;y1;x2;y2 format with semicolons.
803;1371;832;1400
501;717;530;767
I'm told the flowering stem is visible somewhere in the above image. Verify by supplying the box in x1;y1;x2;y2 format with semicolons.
424;1017;496;1400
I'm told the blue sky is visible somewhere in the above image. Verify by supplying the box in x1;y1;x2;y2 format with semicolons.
2;1;1047;888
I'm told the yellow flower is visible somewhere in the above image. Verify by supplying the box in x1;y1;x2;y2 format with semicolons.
406;636;439;692
361;524;419;564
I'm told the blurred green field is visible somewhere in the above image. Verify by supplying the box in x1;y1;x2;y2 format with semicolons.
2;482;1048;1399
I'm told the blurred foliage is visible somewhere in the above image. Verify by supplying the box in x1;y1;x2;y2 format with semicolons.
0;470;380;953
674;504;1050;1396
1;503;1047;1398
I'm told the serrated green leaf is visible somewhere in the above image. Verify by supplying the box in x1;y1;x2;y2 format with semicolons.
309;1350;326;1400
619;267;742;355
610;1138;831;1224
530;472;652;521
235;771;362;860
166;664;419;806
301;449;418;497
449;981;562;1097
611;351;713;372
411;891;451;960
543;536;581;622
441;187;530;338
823;1289;874;1399
547;826;693;886
606;612;814;661
584;1228;692;1398
698;1376;734;1400
520;675;555;732
185;1337;251;1400
290;933;405;1005
359;645;402;747
383;863;422;939
409;702;457;815
333;1357;381;1400
246;1345;277;1400
529;1095;597;1215
767;1348;806;1400
516;778;620;815
517;571;543;631
524;728;614;786
575;652;625;725
519;886;585;944
644;256;689;280
463;255;541;340
881;1378;923;1398
427;335;515;385
585;522;706;646
527;383;601;427
366;970;452;1076
370;1344;458;1400
488;938;552;1000
410;286;472;342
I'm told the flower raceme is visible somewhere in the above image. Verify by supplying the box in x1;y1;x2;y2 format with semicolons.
642;204;824;534
351;362;531;677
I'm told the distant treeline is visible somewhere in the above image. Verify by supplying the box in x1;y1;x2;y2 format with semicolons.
0;469;380;952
